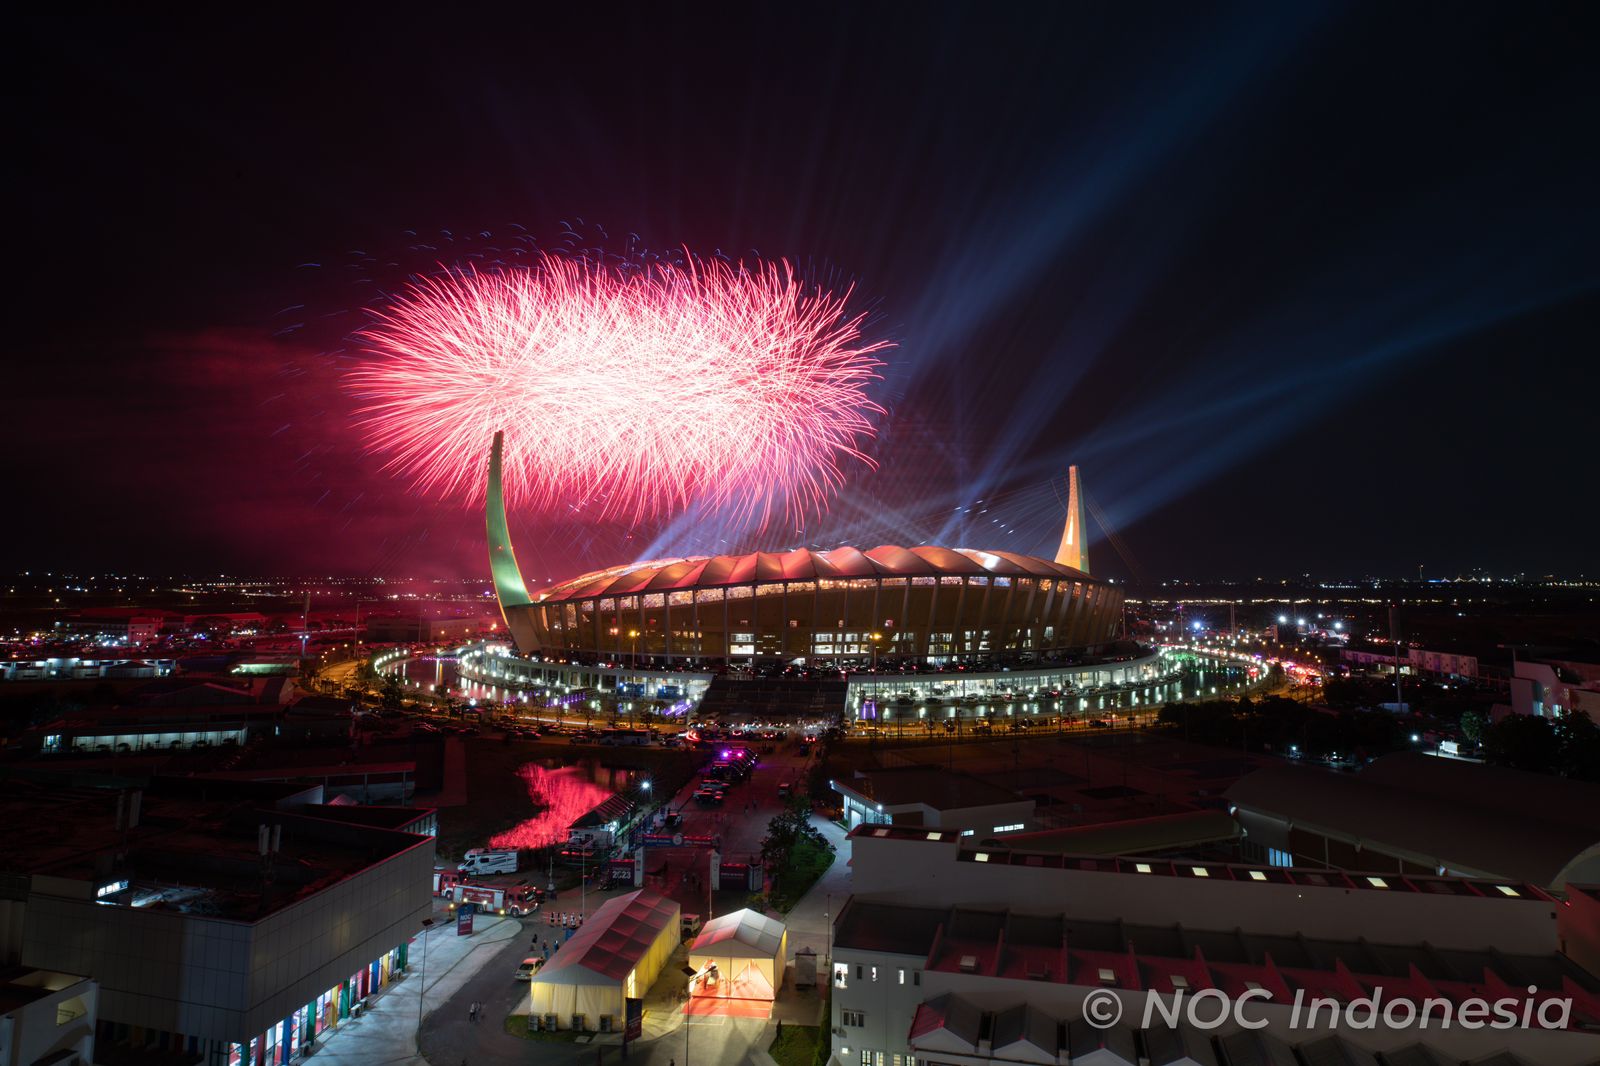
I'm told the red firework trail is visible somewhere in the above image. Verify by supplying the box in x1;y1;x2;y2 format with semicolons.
490;763;615;851
347;252;888;526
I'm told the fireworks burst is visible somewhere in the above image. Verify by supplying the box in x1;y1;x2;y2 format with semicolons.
346;251;888;527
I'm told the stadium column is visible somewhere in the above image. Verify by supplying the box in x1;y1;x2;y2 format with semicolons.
778;582;787;660
834;581;845;671
812;576;825;669
899;581;912;661
870;580;881;647
665;597;672;663
1019;578;1040;653
1062;582;1084;648
950;578;968;662
1076;583;1096;648
922;579;940;663
1038;579;1058;652
976;578;995;656
998;578;1020;654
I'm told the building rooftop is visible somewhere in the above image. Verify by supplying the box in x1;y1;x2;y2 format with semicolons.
836;900;1600;1026
847;823;1551;901
1226;753;1600;888
980;809;1239;854
0;966;92;1015
836;767;1026;812
0;772;432;923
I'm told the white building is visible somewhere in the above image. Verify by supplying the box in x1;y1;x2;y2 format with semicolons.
832;769;1035;836
0;968;97;1066
827;825;1600;1066
1510;658;1600;719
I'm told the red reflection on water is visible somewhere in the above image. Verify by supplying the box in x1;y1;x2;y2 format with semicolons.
491;763;615;849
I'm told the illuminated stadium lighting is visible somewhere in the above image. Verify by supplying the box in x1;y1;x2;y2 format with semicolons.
485;440;1121;665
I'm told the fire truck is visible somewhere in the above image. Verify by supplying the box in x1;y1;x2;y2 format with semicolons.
451;882;541;916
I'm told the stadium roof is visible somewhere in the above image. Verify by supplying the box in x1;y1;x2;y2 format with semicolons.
535;545;1096;603
1225;753;1600;889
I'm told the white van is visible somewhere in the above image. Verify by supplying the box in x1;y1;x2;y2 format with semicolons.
458;849;519;875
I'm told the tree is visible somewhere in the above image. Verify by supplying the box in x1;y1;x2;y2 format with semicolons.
1553;710;1600;782
1459;708;1488;744
379;674;405;710
1482;714;1559;773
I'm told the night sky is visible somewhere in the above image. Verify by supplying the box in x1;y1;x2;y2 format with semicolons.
12;7;1598;583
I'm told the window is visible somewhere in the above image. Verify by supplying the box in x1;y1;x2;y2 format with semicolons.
856;965;863;980
1097;968;1117;984
860;1052;872;1066
992;823;1024;833
870;966;878;982
913;971;921;987
833;963;848;989
897;968;905;985
842;1010;865;1027
876;1053;885;1066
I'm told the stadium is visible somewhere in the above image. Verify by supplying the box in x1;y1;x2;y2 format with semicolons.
485;436;1124;670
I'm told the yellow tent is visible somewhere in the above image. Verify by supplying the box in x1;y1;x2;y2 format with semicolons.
528;888;680;1031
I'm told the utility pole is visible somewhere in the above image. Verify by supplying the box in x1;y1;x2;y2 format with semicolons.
1389;604;1404;712
414;917;435;1049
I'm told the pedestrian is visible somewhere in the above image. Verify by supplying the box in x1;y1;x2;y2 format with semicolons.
468;1001;477;1022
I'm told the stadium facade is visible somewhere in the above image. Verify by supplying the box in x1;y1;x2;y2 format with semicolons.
486;433;1124;667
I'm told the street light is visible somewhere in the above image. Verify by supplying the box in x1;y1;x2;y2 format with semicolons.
680;964;698;1066
413;917;436;1049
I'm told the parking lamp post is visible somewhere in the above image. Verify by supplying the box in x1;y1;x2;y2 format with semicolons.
680;965;698;1066
413;917;435;1049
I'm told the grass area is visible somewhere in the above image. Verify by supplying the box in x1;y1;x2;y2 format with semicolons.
769;1024;822;1066
502;1013;583;1042
770;835;834;912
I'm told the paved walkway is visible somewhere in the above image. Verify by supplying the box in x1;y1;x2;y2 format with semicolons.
782;814;850;987
307;910;521;1066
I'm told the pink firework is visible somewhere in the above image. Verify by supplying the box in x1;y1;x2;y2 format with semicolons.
347;252;888;525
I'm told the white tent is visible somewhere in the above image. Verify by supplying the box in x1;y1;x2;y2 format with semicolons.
528;888;680;1031
686;908;788;999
